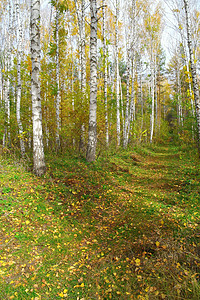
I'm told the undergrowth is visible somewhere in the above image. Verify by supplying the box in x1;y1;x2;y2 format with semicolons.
0;144;200;299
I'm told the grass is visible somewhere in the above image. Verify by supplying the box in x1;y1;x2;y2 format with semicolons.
0;144;200;299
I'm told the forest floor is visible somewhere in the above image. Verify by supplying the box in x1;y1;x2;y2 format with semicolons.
0;144;200;300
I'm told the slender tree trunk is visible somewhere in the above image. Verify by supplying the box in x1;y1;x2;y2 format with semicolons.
123;0;136;148
130;56;136;137
103;0;109;146
80;0;86;152
131;57;136;123
81;0;86;93
115;0;120;146
0;67;3;108
139;60;144;143
3;1;12;148
150;45;155;143
183;0;200;154
176;12;195;118
75;0;87;152
86;0;97;162
30;0;46;176
16;0;25;157
120;76;124;134
176;55;183;129
123;45;130;148
155;57;158;135
55;2;61;149
127;56;136;143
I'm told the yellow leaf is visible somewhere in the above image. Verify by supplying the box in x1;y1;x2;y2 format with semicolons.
156;241;160;247
135;258;140;266
58;292;64;297
80;282;84;287
26;220;30;225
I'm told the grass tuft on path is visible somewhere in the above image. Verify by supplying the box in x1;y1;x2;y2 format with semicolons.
0;145;200;299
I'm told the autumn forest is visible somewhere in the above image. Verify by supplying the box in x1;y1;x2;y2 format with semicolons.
0;0;200;299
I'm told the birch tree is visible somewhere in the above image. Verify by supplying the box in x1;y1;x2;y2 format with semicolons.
123;3;132;148
16;0;25;157
144;5;162;143
102;0;109;146
30;0;46;175
173;5;195;118
3;1;12;148
123;0;139;147
115;0;120;146
183;0;200;154
55;0;61;149
86;0;97;162
127;0;137;145
74;0;87;151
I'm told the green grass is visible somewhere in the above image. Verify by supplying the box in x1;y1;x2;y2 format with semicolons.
0;144;200;299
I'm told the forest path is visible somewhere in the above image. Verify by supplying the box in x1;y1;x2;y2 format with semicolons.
0;145;200;299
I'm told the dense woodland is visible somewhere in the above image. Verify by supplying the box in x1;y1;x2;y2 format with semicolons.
0;1;200;299
0;0;199;175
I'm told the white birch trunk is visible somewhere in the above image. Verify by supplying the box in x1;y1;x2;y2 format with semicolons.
176;9;195;118
75;0;87;151
123;0;136;148
123;44;130;148
86;0;97;162
120;76;124;133
103;0;109;146
16;0;25;157
28;104;32;149
81;0;86;93
80;0;86;151
55;2;61;149
131;58;136;123
127;56;136;144
115;0;120;146
150;48;155;144
3;1;12;148
183;0;200;153
70;35;75;147
30;0;46;176
139;61;144;143
177;56;182;128
155;57;158;134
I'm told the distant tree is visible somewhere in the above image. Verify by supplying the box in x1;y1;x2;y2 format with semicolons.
74;0;87;151
55;0;61;149
102;0;109;146
16;0;25;157
115;0;120;146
